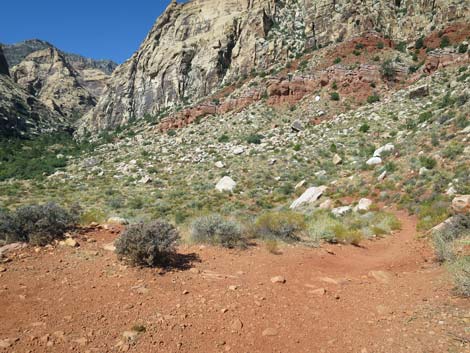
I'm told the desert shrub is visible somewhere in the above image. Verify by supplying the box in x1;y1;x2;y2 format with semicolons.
449;257;470;297
308;210;341;242
246;134;264;144
80;208;106;225
254;211;306;241
380;60;396;80
419;156;437;170
415;36;425;49
359;123;370;133
439;36;450;48
458;43;469;54
377;42;385;49
190;214;244;248
330;92;340;101
334;57;341;64
115;220;180;267
0;203;78;246
218;134;230;143
416;197;450;231
432;215;470;297
265;239;280;254
331;224;363;245
367;94;380;104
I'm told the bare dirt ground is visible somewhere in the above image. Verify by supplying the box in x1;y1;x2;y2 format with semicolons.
1;210;469;353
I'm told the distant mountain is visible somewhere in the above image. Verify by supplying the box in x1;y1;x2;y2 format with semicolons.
2;39;117;75
0;45;67;137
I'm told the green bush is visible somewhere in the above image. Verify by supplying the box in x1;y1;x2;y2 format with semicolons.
380;60;395;80
367;95;380;104
115;220;180;267
419;156;437;170
80;208;106;225
458;43;469;54
449;257;470;297
254;211;306;241
0;203;79;246
330;92;340;101
190;214;244;248
218;134;230;143
246;134;264;145
439;36;450;48
359;123;370;133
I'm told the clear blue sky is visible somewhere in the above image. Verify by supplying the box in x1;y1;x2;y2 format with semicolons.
0;0;177;63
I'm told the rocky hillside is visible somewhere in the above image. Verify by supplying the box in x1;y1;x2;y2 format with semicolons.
80;0;469;132
2;39;117;74
0;46;67;137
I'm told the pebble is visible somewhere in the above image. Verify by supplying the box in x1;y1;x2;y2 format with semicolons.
262;328;278;336
270;276;286;284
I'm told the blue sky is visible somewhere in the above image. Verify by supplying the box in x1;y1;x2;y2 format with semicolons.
0;0;177;63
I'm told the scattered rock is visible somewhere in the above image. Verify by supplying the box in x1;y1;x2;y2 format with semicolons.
270;276;286;284
262;328;278;337
103;243;116;252
294;180;306;190
215;161;225;168
231;318;243;332
452;195;470;213
228;285;239;291
62;238;79;248
122;331;139;342
409;85;429;99
354;198;372;212
366;157;382;166
291;120;304;132
290;186;327;209
332;154;342;165
377;171;387;181
373;143;395;157
0;243;27;258
308;288;326;296
107;217;129;225
332;206;352;217
369;270;392;284
232;146;245;155
215;176;236;192
138;175;152;184
319;198;333;210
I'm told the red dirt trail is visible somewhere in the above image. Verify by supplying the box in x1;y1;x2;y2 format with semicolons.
0;210;469;353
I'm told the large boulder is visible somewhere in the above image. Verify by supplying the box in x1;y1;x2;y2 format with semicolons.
290;186;327;209
452;195;470;213
216;176;236;192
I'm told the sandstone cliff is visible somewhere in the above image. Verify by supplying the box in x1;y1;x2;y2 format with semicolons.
80;0;469;133
0;46;66;137
11;48;97;119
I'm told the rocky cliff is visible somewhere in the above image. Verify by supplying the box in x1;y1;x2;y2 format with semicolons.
0;46;66;137
2;39;117;74
80;0;469;132
10;48;97;119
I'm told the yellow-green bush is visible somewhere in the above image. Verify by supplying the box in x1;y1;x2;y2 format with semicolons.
254;211;306;241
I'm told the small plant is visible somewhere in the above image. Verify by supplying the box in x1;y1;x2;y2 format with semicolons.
367;95;380;104
377;42;384;49
332;224;363;245
80;208;106;225
449;258;470;297
458;43;469;54
190;214;244;248
330;92;340;101
334;57;341;64
380;60;395;80
254;211;306;241
414;36;425;49
115;220;180;267
246;134;264;145
218;134;230;143
359;123;370;133
439;36;450;48
265;239;280;254
419;156;437;170
167;129;176;137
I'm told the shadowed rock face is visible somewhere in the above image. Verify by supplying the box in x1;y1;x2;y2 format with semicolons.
0;46;9;76
79;0;469;133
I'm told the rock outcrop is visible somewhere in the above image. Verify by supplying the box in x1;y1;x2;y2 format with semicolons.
0;46;66;137
80;0;470;133
11;48;97;118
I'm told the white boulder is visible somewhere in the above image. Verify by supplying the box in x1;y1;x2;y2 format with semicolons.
290;186;327;209
216;176;237;192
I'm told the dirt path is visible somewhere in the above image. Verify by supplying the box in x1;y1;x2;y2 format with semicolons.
0;211;469;353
